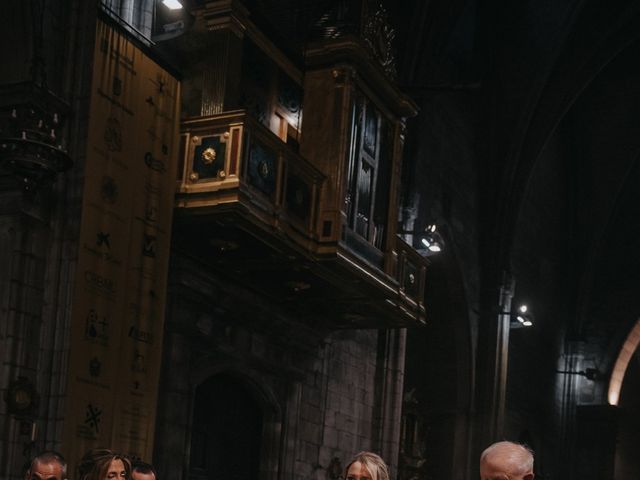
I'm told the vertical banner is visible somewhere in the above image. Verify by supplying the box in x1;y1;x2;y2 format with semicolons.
62;18;179;468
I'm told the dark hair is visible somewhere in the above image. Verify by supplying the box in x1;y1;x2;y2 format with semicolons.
131;459;156;475
29;450;68;479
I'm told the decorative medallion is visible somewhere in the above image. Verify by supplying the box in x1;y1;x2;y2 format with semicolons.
104;117;122;151
201;146;216;165
100;176;118;204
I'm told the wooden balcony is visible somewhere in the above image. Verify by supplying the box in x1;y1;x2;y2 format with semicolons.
174;110;427;327
176;110;323;249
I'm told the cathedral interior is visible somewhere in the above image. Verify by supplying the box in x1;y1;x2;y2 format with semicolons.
2;0;640;479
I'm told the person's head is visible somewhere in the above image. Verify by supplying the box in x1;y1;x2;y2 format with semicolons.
344;451;390;480
131;460;156;480
25;450;67;480
77;449;131;480
480;441;534;480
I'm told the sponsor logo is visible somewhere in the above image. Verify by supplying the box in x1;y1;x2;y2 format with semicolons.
144;180;161;195
144;152;166;173
89;357;102;377
101;176;118;204
84;309;109;345
128;325;154;344
96;88;134;116
84;270;115;297
145;205;158;222
131;350;146;373
84;404;102;434
96;231;111;249
153;75;166;95
83;231;121;266
142;233;157;258
104;117;122;152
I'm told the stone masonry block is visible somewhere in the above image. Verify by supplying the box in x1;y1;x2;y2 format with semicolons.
323;426;338;448
338;431;354;451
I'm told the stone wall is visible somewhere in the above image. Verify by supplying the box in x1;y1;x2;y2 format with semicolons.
154;254;405;480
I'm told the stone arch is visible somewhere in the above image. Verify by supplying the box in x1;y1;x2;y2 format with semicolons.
186;364;283;480
608;318;640;406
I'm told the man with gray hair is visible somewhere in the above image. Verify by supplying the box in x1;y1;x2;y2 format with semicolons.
24;450;67;480
480;441;534;480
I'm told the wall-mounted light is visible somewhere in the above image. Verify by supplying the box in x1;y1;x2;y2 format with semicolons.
420;224;444;256
501;304;534;329
162;0;183;9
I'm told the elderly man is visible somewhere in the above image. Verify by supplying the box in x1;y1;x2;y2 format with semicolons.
25;451;67;480
480;441;534;480
131;460;157;480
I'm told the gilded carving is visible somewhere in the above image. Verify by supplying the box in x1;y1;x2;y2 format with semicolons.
202;147;217;165
363;3;397;78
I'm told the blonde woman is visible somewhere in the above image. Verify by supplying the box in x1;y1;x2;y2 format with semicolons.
345;451;390;480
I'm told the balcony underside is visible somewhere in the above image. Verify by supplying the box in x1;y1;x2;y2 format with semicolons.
172;205;426;329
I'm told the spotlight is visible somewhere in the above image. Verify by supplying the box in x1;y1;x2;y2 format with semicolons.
419;224;444;256
508;306;534;329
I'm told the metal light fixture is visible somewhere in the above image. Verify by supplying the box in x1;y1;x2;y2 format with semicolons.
507;304;534;329
0;86;72;192
420;224;444;256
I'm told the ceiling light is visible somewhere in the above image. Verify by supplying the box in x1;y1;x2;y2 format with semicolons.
522;320;533;327
518;304;528;313
428;244;441;252
162;0;183;10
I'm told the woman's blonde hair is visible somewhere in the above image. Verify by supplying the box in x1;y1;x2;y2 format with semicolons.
344;451;390;480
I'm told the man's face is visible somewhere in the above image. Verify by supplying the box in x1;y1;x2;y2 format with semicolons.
25;461;63;480
131;471;156;480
